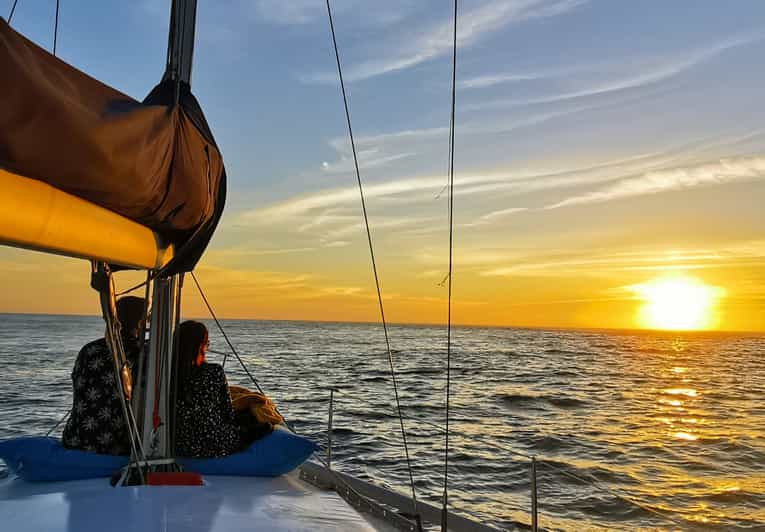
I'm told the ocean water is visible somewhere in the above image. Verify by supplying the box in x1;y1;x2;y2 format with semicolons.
0;314;763;531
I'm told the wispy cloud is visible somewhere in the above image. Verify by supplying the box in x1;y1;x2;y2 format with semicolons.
306;0;587;83
238;146;745;227
479;243;765;278
463;31;764;110
254;0;327;25
320;149;415;174
253;0;414;27
458;65;585;90
318;216;437;243
318;90;655;174
191;264;373;305
463;207;528;227
546;156;765;209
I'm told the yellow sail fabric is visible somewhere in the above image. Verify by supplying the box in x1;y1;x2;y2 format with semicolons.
0;168;174;269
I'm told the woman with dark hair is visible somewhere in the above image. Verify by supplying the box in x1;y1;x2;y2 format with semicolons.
63;296;147;455
174;321;241;457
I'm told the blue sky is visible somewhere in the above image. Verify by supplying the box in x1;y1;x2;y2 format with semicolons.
3;1;765;329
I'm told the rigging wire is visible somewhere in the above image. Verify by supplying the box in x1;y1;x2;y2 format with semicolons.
45;408;71;437
189;271;264;393
7;0;18;23
116;274;156;297
324;1;421;528
190;271;303;437
441;0;458;530
188;277;419;530
52;0;59;56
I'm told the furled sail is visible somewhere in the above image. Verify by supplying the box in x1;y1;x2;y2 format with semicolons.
0;18;226;273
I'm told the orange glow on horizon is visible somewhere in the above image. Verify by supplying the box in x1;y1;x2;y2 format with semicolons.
629;275;725;331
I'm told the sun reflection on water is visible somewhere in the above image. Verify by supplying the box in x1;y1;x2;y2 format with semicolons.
673;431;698;441
663;388;698;397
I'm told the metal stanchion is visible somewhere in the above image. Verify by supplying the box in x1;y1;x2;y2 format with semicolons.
327;388;337;469
531;456;538;532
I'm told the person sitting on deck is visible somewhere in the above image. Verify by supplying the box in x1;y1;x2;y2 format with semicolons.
174;320;241;458
62;296;146;455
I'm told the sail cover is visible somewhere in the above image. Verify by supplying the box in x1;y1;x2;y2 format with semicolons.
0;19;226;274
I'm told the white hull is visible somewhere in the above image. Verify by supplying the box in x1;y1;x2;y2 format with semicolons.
0;470;395;532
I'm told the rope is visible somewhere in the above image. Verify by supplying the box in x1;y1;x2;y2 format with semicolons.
441;1;458;530
181;292;412;528
324;2;421;528
189;271;271;397
45;408;71;437
93;262;147;483
190;271;309;439
133;272;152;410
52;0;59;56
116;273;156;297
7;0;18;23
189;271;236;369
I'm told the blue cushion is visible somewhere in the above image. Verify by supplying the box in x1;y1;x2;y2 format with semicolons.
0;437;127;482
177;426;318;477
0;428;317;482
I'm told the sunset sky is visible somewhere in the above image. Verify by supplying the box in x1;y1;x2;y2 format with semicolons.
1;0;764;331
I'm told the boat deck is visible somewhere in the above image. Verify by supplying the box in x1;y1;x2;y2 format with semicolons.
0;471;396;531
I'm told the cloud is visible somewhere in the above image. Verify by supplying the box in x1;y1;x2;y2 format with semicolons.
253;0;328;25
317;216;437;243
463;207;528;227
318;91;654;174
189;264;378;307
230;138;765;263
306;0;587;83
237;147;710;226
241;177;444;224
546;156;765;209
458;65;584;90
320;127;447;174
463;31;764;109
479;243;765;278
253;0;413;27
320;148;415;174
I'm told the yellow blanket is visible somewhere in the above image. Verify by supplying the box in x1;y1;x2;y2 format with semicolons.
229;385;283;426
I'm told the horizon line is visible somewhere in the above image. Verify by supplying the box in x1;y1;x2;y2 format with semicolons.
0;311;761;336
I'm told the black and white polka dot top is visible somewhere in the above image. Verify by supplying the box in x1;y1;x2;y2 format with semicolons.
175;363;241;458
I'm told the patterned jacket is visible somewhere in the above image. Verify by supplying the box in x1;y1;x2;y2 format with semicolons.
61;337;140;455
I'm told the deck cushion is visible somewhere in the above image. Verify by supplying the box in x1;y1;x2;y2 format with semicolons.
0;437;126;482
177;426;318;477
0;428;316;482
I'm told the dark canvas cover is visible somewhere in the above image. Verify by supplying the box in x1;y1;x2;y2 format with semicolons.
0;19;226;273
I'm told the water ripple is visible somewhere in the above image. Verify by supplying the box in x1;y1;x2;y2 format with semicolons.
0;315;763;530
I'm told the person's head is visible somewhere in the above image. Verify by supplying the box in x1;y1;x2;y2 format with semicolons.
116;296;146;340
176;321;209;397
178;320;209;367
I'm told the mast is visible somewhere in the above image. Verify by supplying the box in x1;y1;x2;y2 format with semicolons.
164;0;197;99
135;0;198;462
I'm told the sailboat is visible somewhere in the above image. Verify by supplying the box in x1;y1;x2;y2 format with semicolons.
0;1;500;530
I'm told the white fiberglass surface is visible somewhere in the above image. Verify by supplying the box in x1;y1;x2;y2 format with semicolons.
0;473;389;532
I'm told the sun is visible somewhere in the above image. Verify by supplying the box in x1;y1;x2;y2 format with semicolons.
629;275;724;331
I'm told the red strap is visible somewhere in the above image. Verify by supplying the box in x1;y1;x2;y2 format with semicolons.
146;472;203;486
